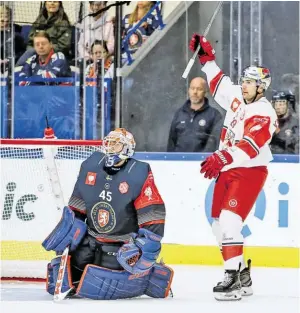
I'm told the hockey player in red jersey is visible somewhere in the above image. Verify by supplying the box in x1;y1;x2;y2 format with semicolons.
189;35;277;301
42;128;173;300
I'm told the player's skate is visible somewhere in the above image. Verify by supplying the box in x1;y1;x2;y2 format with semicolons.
240;259;253;296
213;269;242;301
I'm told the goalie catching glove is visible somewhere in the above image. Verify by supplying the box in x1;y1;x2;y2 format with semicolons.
117;228;162;274
42;206;87;253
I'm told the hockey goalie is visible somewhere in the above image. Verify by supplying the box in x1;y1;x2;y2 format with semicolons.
42;128;174;300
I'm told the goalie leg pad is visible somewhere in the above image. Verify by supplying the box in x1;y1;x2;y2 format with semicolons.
42;206;87;253
145;263;174;298
76;263;174;300
76;265;150;300
46;255;74;295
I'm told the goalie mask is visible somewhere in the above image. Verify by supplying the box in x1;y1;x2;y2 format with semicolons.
102;128;136;167
240;66;271;91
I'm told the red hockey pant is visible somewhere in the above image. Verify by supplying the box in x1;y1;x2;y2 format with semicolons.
211;166;268;221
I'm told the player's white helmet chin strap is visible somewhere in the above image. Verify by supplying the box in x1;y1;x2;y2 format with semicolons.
102;128;136;167
240;65;272;103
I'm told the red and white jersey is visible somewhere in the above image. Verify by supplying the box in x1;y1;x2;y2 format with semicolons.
202;61;278;171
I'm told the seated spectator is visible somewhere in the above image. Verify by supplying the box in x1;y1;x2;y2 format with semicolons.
85;40;114;85
78;1;114;59
17;1;71;66
122;1;159;54
0;5;25;72
167;77;224;152
270;91;299;154
19;31;71;85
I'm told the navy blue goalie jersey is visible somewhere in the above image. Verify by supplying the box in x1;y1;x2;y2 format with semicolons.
68;152;166;242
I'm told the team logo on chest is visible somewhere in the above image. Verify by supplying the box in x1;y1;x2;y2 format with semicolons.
230;98;241;112
98;209;109;227
119;182;129;194
91;202;116;233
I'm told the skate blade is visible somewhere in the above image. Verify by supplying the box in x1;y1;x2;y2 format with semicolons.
241;286;253;296
214;290;242;301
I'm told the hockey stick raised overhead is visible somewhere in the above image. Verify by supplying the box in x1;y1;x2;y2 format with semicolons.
182;1;224;79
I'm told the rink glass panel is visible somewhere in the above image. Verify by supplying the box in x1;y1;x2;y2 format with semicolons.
121;1;299;154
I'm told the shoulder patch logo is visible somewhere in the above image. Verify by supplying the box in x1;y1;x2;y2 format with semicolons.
144;186;153;200
119;182;129;194
85;172;97;185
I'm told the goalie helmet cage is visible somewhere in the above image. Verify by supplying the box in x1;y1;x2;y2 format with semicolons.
0;138;102;281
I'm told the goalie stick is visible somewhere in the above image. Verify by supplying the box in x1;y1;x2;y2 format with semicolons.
43;122;73;302
53;246;74;302
182;1;224;79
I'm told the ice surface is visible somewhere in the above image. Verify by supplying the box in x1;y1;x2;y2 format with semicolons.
1;265;299;313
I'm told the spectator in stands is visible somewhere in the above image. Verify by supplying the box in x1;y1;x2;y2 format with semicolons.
19;31;71;85
167;77;224;152
85;40;114;85
0;5;25;72
122;1;160;54
280;73;299;116
17;1;71;66
270;91;299;154
78;1;114;59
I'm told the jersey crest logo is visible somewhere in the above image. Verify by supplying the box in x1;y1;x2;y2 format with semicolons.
144;186;153;200
98;209;109;227
91;202;116;233
230;98;241;112
85;172;97;185
119;182;129;194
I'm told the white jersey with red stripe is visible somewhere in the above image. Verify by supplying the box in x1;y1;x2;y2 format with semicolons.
202;61;278;171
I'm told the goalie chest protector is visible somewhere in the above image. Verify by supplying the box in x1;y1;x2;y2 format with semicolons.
68;152;156;241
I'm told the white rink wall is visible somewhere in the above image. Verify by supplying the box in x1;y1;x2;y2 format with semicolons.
1;159;300;248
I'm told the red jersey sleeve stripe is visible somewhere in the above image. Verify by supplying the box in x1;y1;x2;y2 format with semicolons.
139;220;165;228
210;71;225;97
236;138;259;158
69;205;86;214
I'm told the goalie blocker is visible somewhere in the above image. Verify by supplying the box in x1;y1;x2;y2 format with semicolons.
43;207;174;300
